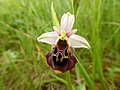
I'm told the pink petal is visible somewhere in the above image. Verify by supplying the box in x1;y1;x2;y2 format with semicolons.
53;26;60;35
60;13;68;30
65;15;75;33
67;29;77;37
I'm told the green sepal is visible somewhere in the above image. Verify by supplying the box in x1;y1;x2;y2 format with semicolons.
51;2;60;27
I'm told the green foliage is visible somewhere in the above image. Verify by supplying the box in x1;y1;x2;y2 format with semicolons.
0;0;120;90
73;0;81;18
51;2;60;27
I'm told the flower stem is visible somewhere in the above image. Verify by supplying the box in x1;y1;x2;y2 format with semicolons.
66;71;73;90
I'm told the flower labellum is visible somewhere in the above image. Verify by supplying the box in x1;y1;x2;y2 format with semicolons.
37;12;90;73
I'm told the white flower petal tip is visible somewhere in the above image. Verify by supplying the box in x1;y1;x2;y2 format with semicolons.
37;32;58;45
72;29;77;33
60;12;75;33
60;13;67;30
66;14;74;32
69;34;91;49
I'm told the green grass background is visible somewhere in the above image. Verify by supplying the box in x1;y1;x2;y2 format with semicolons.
0;0;120;90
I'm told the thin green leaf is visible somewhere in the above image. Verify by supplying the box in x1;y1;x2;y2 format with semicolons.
75;52;95;90
66;71;74;90
51;74;67;85
51;2;60;27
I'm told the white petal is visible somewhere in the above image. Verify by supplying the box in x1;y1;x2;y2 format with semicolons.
66;15;75;33
67;29;77;37
53;26;60;35
37;32;58;45
60;13;67;30
69;34;90;48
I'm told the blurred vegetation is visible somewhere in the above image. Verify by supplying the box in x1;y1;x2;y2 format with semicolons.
0;0;120;90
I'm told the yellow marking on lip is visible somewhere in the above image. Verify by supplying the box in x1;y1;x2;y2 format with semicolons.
54;70;62;74
56;58;58;62
53;54;56;56
64;56;68;58
60;58;63;62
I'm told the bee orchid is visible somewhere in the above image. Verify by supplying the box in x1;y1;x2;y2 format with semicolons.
37;12;90;73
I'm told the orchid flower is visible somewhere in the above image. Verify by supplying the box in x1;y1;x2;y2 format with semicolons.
37;12;90;73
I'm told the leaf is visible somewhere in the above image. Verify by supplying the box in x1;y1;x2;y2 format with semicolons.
75;52;95;90
51;2;60;27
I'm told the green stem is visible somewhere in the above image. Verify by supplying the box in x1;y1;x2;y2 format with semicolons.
66;71;73;90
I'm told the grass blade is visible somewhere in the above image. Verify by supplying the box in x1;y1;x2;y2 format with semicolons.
75;52;95;90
